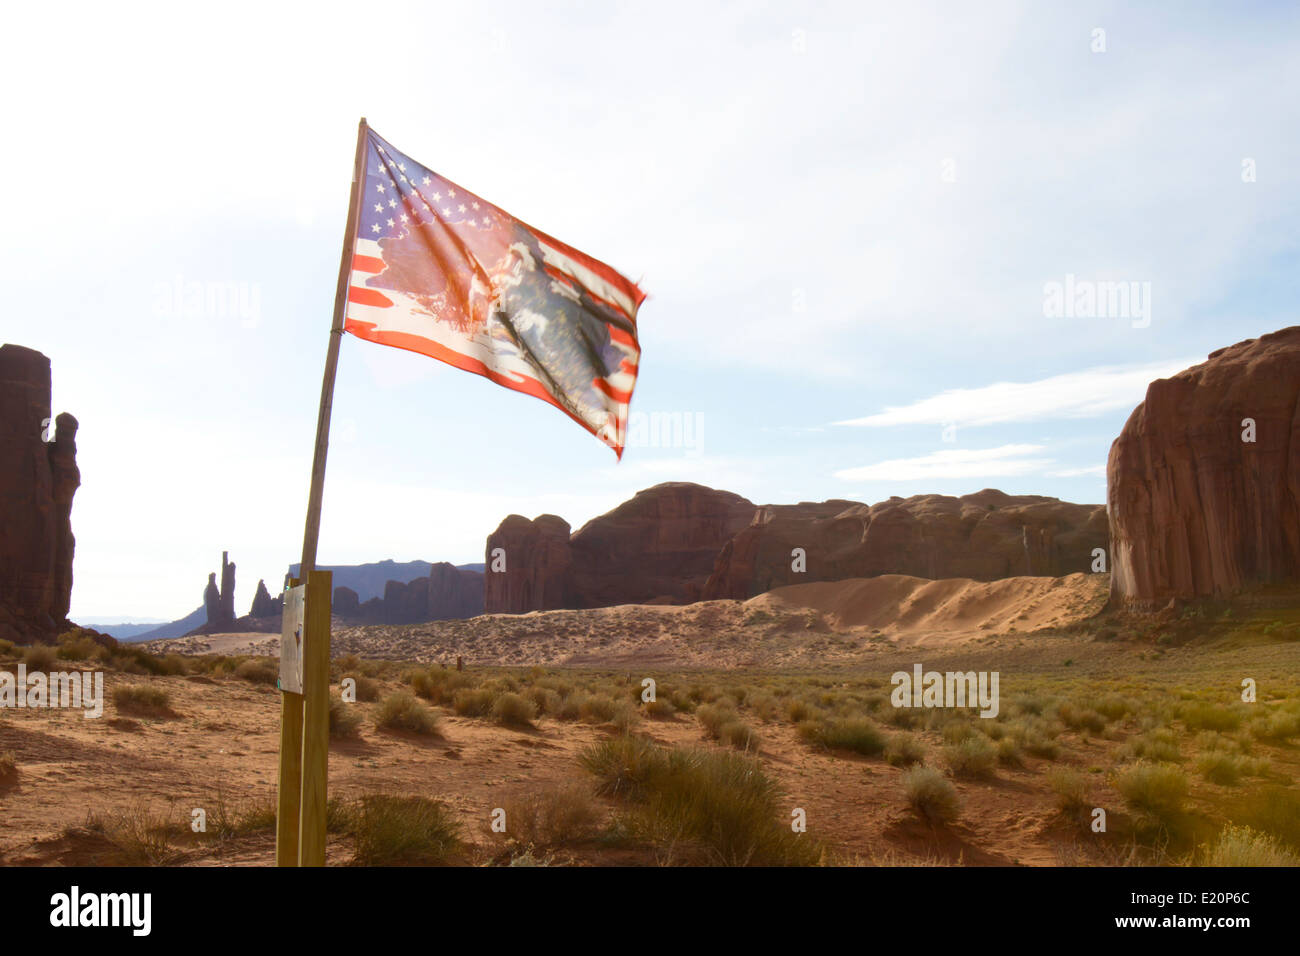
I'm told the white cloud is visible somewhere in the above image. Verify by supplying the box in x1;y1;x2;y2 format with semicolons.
833;444;1053;481
833;359;1197;428
1047;464;1106;478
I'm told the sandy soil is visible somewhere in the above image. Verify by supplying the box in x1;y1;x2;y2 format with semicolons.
4;572;1295;867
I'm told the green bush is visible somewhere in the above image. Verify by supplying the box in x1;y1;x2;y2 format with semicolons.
580;735;673;800
491;692;538;728
884;732;925;767
329;696;362;739
800;717;886;756
943;736;997;779
350;795;461;865
1202;826;1299;867
904;766;960;824
1116;761;1188;818
451;687;495;717
626;746;821;866
113;684;173;718
375;692;440;735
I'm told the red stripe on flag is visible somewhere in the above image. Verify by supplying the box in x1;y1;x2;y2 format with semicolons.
593;377;634;403
348;286;394;308
607;325;637;350
352;254;386;274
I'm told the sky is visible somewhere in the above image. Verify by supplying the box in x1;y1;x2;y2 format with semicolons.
1;1;1296;621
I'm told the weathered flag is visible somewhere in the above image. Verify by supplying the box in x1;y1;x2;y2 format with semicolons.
344;127;646;457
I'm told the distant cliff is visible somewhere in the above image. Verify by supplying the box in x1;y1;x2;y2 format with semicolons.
0;344;80;644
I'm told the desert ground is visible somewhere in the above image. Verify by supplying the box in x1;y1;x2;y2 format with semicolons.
2;573;1298;867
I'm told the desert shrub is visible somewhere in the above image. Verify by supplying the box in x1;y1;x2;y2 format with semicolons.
800;717;886;756
1057;702;1107;735
941;720;977;745
1251;710;1300;743
669;690;696;714
343;674;381;702
580;735;673;799
578;694;620;724
527;686;563;716
979;720;1007;740
1117;762;1188;819
410;668;476;704
1195;751;1246;786
451;687;495;717
83;803;184;865
643;697;675;719
884;732;925;767
22;644;56;670
491;692;538;728
0;638;14;656
555;694;584;721
1196;730;1250;754
350;795;461;865
0;751;16;787
234;659;278;685
1179;702;1244;732
113;684;173;718
1121;729;1182;763
1045;768;1091;814
626;746;821;866
493;783;600;848
786;698;816;723
1234;786;1300;849
375;692;440;735
695;702;737;739
904;766;960;824
329;696;362;739
55;632;100;661
609;700;640;735
1095;695;1133;721
1202;826;1299;867
996;737;1025;767
718;720;761;752
748;693;781;721
943;736;997;779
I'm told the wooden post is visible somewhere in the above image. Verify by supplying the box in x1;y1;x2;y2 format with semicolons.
275;117;368;866
275;575;304;867
298;569;332;866
300;116;369;579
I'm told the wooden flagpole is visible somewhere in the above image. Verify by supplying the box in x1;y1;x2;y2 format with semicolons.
276;116;369;867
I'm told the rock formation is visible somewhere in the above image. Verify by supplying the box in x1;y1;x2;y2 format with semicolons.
199;551;238;631
1107;327;1300;607
701;489;1107;600
249;579;281;618
568;483;757;606
482;482;1107;613
330;563;484;624
485;514;574;613
0;344;80;644
484;484;757;613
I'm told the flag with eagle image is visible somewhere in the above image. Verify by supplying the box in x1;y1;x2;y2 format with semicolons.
343;126;646;457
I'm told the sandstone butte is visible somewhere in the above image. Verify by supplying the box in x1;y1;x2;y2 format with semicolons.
1108;326;1300;608
485;482;1107;613
0;344;80;644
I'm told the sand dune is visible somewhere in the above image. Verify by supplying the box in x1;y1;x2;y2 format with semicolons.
750;572;1105;644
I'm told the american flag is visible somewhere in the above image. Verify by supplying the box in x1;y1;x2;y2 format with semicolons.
344;126;646;457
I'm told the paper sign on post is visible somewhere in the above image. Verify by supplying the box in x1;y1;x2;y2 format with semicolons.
280;584;306;694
